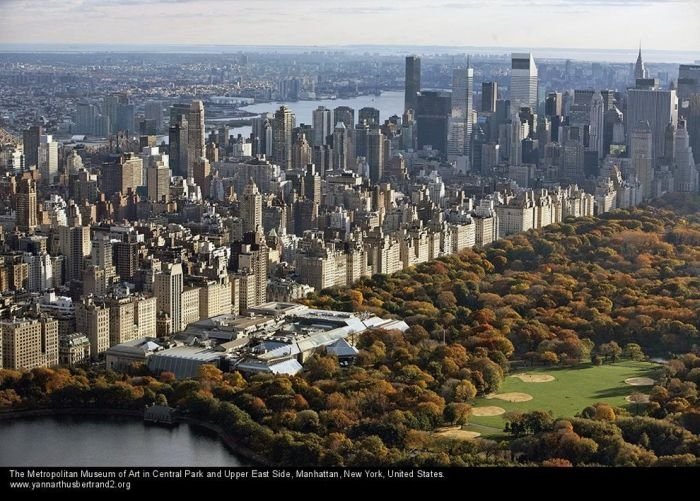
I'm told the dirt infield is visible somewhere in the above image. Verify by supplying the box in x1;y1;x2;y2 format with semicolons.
626;393;651;403
470;406;506;416
511;374;556;383
624;377;655;386
486;392;533;402
434;428;482;440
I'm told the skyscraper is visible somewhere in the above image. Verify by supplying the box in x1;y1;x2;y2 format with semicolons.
367;129;385;183
242;178;262;235
627;81;678;159
188;100;206;164
59;225;90;283
449;66;474;159
589;91;605;160
510;53;538;114
76;102;97;135
674;120;699;192
251;113;273;158
312;106;332;146
155;262;184;333
545;92;562;118
416;91;451;156
630;121;654;200
38;134;58;185
100;153;142;195
145;100;163;132
405;56;421;113
169;101;205;177
91;234;113;268
192;157;210;197
272;106;295;170
482;82;497;113
22;125;42;169
678;64;700;126
333;106;354;130
116;103;135;133
333;122;349;171
102;95;119;135
16;178;37;233
169;119;189;178
634;45;648;82
147;159;171;203
359;107;380;126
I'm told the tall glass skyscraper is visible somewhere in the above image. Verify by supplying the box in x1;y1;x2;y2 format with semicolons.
448;66;473;159
510;53;538;114
405;56;421;113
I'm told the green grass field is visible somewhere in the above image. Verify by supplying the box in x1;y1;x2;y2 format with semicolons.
466;360;663;438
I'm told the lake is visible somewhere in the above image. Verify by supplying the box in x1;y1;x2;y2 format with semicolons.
0;416;245;466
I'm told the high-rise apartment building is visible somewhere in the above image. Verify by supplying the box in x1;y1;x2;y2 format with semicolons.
154;262;184;334
106;296;137;346
230;232;268;309
242;178;263;234
114;235;138;282
147;159;171;203
1;317;58;369
510;53;538;114
76;297;110;359
134;296;157;338
192;157;210;197
59;225;90;283
16;178;38;233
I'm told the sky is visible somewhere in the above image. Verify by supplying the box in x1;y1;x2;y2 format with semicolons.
0;0;699;53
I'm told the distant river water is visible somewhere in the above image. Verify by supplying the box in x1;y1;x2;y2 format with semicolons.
210;90;405;138
0;416;245;466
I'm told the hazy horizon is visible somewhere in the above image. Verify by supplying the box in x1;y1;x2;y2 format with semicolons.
1;0;699;55
0;43;697;64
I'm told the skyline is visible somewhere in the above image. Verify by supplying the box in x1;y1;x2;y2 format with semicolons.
1;0;699;54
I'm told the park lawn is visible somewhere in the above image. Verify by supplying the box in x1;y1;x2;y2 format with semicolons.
466;360;663;437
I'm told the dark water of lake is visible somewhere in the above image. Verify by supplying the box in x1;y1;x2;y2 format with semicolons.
0;416;245;466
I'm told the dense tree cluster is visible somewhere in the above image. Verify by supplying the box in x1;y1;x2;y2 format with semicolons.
2;194;700;466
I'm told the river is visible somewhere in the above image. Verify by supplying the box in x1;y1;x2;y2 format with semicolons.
0;416;245;466
216;90;405;138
